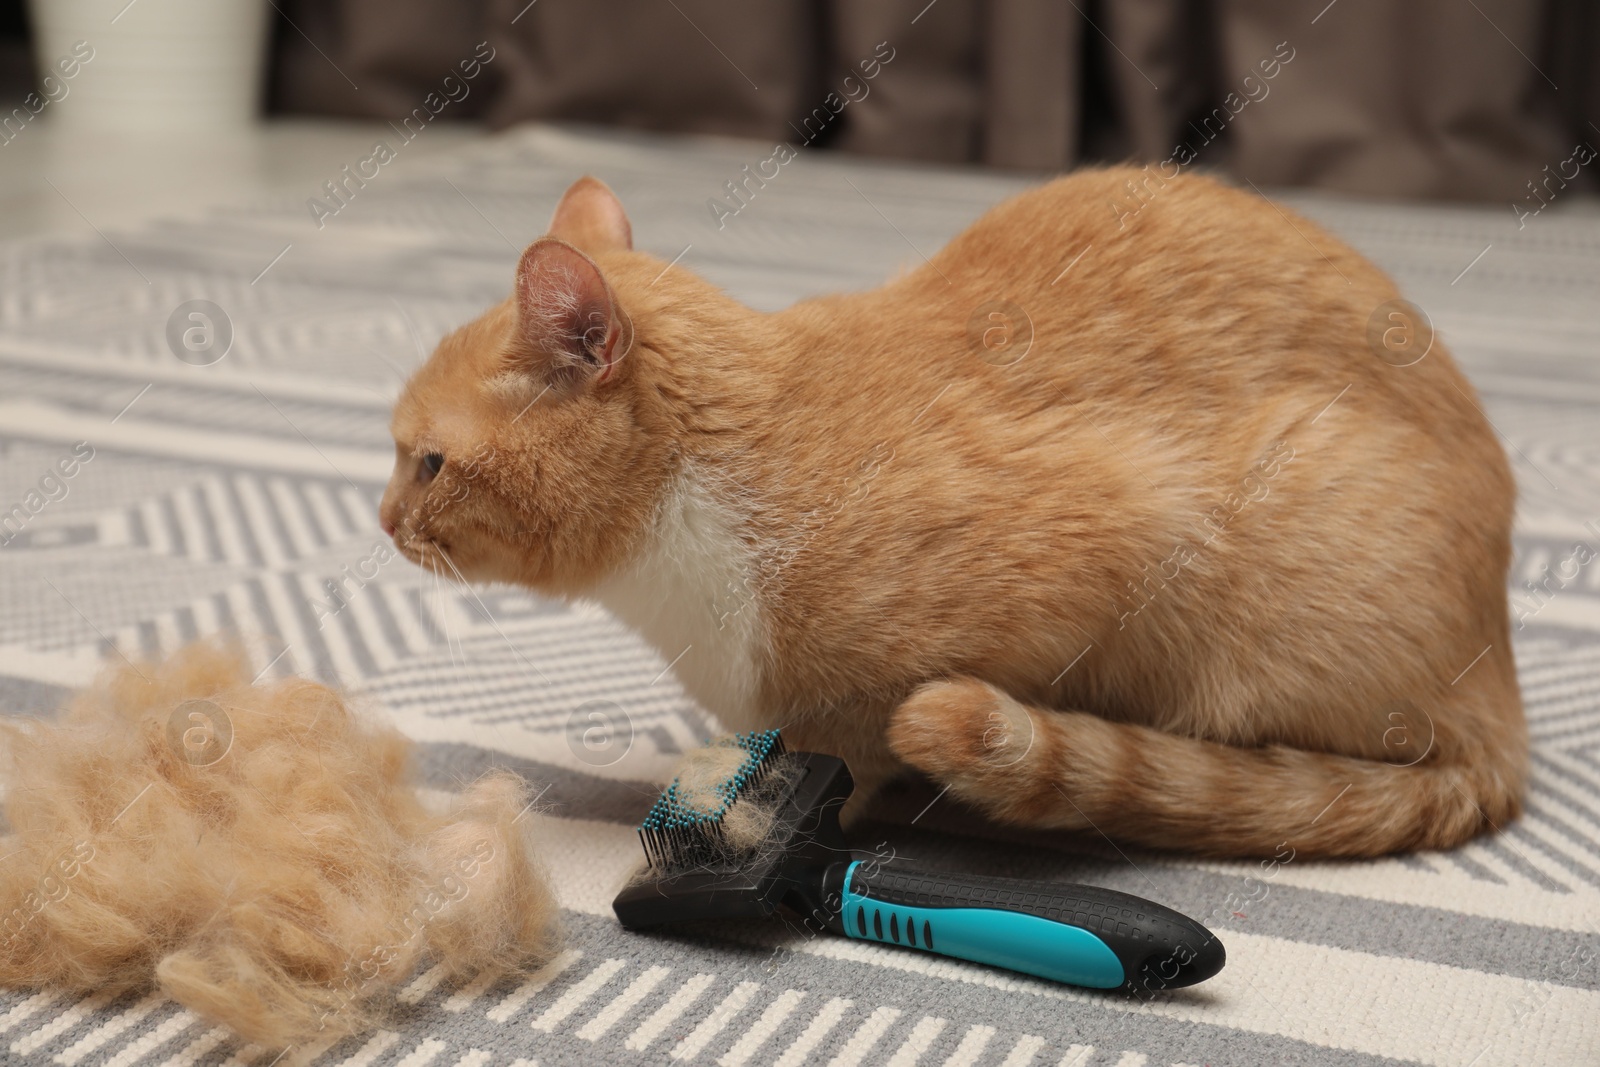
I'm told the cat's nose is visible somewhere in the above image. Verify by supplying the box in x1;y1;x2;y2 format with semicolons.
381;517;396;537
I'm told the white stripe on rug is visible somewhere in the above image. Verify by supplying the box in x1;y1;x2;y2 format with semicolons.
393;1037;447;1067
940;1024;995;1067
997;1034;1047;1067
669;980;759;1060
1189;854;1599;933
0;340;393;410
54;991;166;1065
772;997;851;1067
624;972;715;1052
333;1029;399;1067
398;964;449;1006
825;1005;901;1067
529;958;625;1033
439;968;503;1014
0;399;393;482
150;1025;228;1067
884;1016;947;1067
576;964;670;1041
0;990;63;1035
11;991;116;1057
718;988;805;1067
486;949;583;1024
100;1009;196;1067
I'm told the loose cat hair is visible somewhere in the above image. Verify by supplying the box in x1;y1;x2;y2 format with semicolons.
381;173;1524;858
0;641;561;1047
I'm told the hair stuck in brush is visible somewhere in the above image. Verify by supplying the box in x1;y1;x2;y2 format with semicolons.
635;735;803;879
0;641;562;1049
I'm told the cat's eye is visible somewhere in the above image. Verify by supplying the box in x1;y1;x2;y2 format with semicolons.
419;452;444;484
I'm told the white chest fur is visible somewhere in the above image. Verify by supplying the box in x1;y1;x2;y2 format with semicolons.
589;469;765;731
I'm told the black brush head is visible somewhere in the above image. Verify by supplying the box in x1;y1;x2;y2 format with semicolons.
614;742;854;929
635;729;789;871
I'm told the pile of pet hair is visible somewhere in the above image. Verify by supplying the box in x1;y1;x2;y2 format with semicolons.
0;641;561;1049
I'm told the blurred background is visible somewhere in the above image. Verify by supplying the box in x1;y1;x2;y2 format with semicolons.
3;0;1599;239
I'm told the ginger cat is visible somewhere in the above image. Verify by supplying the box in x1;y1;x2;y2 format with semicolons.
380;173;1525;858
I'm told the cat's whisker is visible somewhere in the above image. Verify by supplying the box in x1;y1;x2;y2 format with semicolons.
438;553;467;668
389;297;429;363
431;560;459;668
428;560;443;649
435;543;554;688
362;345;408;385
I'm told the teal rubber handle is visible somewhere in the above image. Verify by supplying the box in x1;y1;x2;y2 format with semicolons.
834;859;1225;991
838;859;1125;987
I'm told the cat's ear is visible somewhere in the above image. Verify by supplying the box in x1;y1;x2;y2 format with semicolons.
547;176;632;256
514;237;627;387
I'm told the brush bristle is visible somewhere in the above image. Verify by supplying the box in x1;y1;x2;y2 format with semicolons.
638;730;787;870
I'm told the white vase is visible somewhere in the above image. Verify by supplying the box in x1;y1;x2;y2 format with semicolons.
27;0;272;133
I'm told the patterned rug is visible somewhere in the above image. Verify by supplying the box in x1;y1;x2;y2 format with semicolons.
1;125;1597;1067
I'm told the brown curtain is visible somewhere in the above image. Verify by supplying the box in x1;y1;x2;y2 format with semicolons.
269;0;1600;202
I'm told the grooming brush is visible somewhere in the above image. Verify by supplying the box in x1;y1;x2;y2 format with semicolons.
614;731;1226;993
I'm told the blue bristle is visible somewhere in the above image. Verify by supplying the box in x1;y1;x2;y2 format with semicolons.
637;729;786;869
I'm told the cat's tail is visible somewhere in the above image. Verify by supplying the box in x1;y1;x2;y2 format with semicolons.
885;675;1526;858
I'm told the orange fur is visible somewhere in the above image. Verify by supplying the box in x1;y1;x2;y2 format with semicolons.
382;172;1524;858
0;642;561;1047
